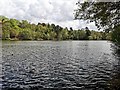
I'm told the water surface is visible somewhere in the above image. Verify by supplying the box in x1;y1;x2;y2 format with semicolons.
1;41;120;89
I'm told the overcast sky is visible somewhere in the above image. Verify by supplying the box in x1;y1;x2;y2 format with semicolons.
0;0;97;30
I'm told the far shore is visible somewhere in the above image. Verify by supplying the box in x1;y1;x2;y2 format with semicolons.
1;39;109;41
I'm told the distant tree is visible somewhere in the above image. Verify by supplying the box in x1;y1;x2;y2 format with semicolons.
70;27;73;31
18;29;32;40
19;20;29;28
85;27;91;40
61;28;69;40
41;23;46;27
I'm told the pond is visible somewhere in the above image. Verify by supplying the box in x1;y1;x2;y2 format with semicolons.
1;41;120;90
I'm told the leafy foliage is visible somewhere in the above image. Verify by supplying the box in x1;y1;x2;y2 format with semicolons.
1;16;110;40
75;1;120;44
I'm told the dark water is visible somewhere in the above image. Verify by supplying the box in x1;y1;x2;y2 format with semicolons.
1;41;120;90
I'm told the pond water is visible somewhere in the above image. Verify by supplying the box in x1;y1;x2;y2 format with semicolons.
1;41;120;90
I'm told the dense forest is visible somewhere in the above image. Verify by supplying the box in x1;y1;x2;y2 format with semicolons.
0;16;111;41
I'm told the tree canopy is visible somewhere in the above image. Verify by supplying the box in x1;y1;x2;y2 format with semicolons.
75;1;120;44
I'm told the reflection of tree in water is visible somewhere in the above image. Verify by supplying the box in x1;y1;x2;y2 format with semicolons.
108;44;120;90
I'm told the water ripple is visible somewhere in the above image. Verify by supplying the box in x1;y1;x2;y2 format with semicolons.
2;41;119;89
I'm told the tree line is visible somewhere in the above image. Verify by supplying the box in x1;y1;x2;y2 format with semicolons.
0;16;111;41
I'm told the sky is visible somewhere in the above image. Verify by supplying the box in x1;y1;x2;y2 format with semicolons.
0;0;97;30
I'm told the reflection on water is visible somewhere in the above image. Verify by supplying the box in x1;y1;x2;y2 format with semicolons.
1;41;120;90
108;45;120;90
0;41;2;90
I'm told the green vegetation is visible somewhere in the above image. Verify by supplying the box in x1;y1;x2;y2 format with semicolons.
74;1;120;89
75;1;120;45
0;15;111;41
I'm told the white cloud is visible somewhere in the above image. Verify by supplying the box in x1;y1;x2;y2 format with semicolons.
0;0;97;30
